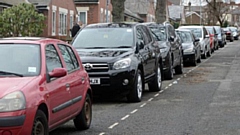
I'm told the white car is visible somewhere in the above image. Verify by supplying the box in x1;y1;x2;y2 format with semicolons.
178;26;211;59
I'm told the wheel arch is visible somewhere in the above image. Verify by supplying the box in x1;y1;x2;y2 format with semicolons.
38;103;49;121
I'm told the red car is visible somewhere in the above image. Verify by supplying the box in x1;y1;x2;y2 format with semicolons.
0;37;92;135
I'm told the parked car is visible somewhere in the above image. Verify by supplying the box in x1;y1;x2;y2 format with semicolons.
222;27;234;42
227;26;239;40
178;25;211;59
214;26;226;47
0;37;92;134
72;22;163;102
176;29;201;66
142;22;183;80
205;26;219;51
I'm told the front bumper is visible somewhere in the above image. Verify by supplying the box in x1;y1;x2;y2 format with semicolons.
183;52;195;63
88;68;136;96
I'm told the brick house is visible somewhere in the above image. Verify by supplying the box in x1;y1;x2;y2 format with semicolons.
74;0;112;25
125;0;156;22
28;0;78;40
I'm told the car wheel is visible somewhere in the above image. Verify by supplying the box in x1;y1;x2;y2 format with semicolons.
192;55;197;66
148;65;162;92
165;54;173;80
127;70;143;102
197;55;201;63
32;110;48;135
207;49;211;57
74;93;92;130
175;56;183;74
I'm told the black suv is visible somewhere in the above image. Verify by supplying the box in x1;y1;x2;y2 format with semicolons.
71;22;163;102
142;22;183;80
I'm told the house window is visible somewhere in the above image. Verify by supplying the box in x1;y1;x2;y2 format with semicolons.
59;12;67;35
52;11;56;35
100;8;104;23
70;15;73;29
79;11;87;24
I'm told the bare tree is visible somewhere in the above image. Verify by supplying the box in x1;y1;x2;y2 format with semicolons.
205;0;230;26
111;0;126;22
155;0;166;23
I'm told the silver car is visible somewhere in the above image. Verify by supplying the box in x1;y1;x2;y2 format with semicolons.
178;26;211;59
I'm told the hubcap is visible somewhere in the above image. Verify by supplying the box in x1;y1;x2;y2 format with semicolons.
84;100;91;125
157;67;162;88
33;120;44;135
137;74;142;99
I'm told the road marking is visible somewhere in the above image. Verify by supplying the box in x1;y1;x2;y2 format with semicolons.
177;78;181;81
99;133;105;135
121;115;130;120
108;123;119;129
131;109;138;114
168;83;172;87
154;93;159;97
140;103;146;107
184;74;187;77
159;90;164;93
165;86;168;89
148;98;154;101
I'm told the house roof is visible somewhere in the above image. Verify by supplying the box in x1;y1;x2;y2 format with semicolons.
125;0;150;15
0;0;28;6
28;0;51;6
168;5;184;20
74;0;99;3
124;8;143;21
186;11;202;18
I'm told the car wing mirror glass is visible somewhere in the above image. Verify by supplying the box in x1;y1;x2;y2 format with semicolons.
137;40;144;49
169;36;174;42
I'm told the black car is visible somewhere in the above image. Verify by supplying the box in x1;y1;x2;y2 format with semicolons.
176;29;201;66
142;22;183;80
71;22;163;102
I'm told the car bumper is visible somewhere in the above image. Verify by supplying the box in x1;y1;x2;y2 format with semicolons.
88;68;136;96
0;109;35;135
183;53;195;62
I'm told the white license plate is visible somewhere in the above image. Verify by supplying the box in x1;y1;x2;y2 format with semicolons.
90;78;100;85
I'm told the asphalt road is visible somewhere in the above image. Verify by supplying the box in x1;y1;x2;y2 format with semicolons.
50;40;240;135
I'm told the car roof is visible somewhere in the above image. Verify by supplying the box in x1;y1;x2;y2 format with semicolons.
85;22;139;29
179;25;204;28
141;22;164;27
0;37;67;45
175;28;191;32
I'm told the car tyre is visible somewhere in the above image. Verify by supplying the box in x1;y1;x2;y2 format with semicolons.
165;54;173;80
74;93;92;130
201;50;207;59
148;65;162;92
175;56;183;74
127;70;143;102
192;55;197;66
207;49;211;57
197;55;201;63
32;110;48;135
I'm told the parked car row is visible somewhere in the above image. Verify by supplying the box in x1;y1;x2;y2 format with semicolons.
0;23;235;135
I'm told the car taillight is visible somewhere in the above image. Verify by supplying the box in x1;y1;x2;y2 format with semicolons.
226;32;231;35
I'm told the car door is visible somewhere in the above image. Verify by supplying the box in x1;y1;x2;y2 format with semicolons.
44;44;71;126
168;25;180;66
58;44;86;114
141;25;156;75
192;33;201;58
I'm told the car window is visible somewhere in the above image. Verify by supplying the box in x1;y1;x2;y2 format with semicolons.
45;44;63;72
203;28;208;37
142;26;152;44
66;46;80;69
58;44;77;72
168;25;176;37
72;28;134;48
136;26;145;45
0;44;41;76
149;26;167;41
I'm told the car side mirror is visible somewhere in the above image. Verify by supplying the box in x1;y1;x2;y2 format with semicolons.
169;36;174;42
49;68;67;78
195;38;200;42
137;40;144;49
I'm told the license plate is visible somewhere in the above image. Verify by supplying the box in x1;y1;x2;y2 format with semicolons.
90;78;100;85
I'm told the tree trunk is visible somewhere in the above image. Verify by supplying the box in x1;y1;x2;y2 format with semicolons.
111;0;126;22
155;0;166;23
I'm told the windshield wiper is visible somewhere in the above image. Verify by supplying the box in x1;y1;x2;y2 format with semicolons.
84;47;108;49
113;46;132;48
0;71;24;77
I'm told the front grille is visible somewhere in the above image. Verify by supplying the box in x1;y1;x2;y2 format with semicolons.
83;63;109;72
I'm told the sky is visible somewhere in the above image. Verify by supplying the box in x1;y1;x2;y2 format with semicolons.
181;0;240;6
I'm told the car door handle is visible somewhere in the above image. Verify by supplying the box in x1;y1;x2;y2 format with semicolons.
66;83;70;88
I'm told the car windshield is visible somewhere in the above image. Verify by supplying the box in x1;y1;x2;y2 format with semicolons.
0;44;41;77
206;28;214;34
214;27;221;34
149;27;167;41
176;31;192;43
72;28;134;49
181;28;202;38
228;27;237;32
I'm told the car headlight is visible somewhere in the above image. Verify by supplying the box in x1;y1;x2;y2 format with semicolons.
113;58;131;70
0;91;26;112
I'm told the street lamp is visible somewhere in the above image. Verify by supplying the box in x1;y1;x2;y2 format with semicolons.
188;1;192;24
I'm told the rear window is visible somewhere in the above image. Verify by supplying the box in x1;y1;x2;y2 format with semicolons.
0;44;41;77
